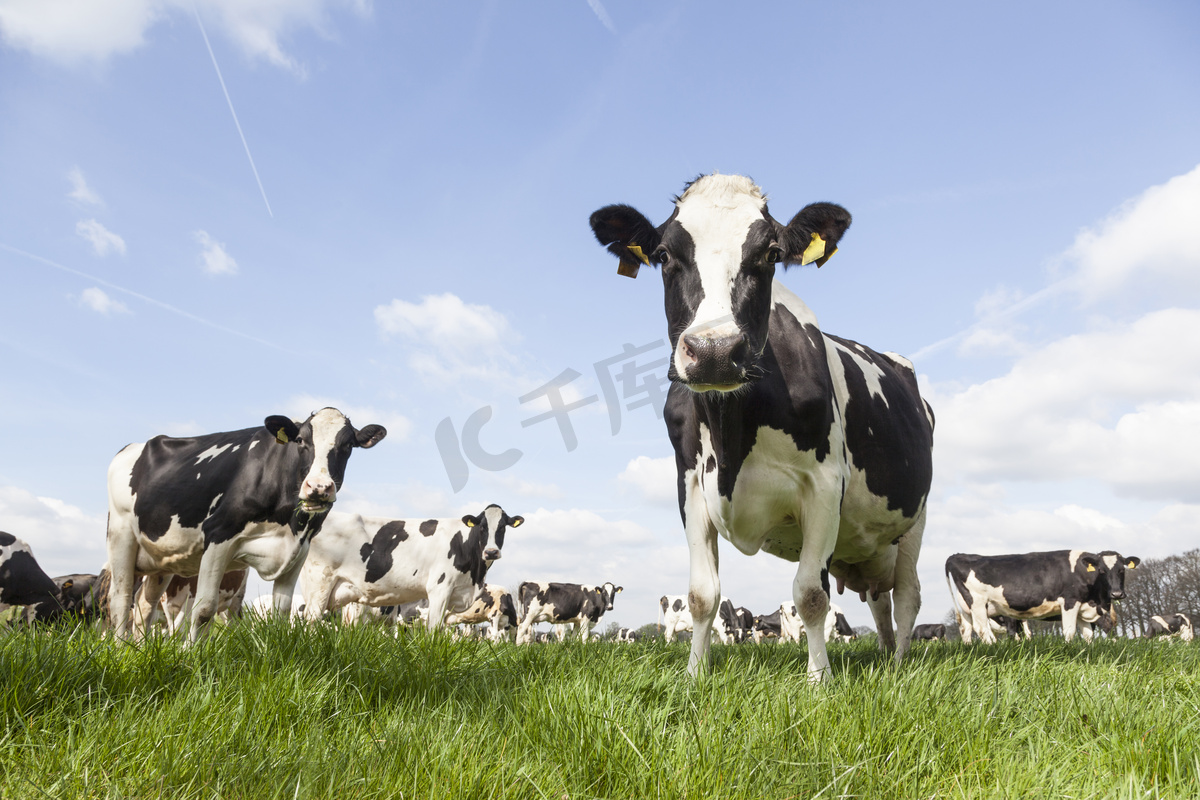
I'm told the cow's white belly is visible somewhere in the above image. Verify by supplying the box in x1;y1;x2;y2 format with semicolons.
135;517;300;580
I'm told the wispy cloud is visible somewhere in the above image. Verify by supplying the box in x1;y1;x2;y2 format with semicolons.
76;286;130;315
2;242;295;353
586;0;617;33
66;167;102;206
194;229;238;275
75;219;126;256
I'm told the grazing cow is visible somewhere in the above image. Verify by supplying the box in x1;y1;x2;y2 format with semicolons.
616;627;640;643
591;175;934;680
301;505;522;630
781;600;855;643
516;582;622;644
0;532;67;622
142;570;249;635
660;594;735;644
106;408;386;641
53;573;103;621
752;610;781;643
445;585;519;642
945;550;1137;644
912;623;946;641
1144;613;1193;642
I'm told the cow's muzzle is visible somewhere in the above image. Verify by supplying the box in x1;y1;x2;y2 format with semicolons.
679;330;751;390
483;548;502;561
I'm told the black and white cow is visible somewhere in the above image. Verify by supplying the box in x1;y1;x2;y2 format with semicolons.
106;408;386;641
591;175;934;680
780;600;855;643
0;532;66;622
730;605;755;643
616;627;640;643
1144;613;1193;642
50;573;102;621
516;581;622;644
660;593;735;644
445;585;519;642
751;609;781;643
945;550;1137;644
141;569;248;635
912;623;946;641
300;505;521;630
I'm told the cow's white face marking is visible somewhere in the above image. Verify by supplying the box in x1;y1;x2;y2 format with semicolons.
301;407;350;506
672;175;769;380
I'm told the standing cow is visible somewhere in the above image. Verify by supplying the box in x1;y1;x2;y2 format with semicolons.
516;582;622;644
912;623;946;641
591;174;934;680
300;505;522;630
945;550;1136;644
660;594;736;644
445;585;519;642
0;532;67;622
106;408;386;641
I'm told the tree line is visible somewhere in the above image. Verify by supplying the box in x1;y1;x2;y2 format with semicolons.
1118;548;1200;638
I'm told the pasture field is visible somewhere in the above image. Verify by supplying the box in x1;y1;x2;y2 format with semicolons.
2;620;1198;799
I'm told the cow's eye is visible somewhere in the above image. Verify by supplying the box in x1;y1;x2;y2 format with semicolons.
765;245;783;265
652;246;670;265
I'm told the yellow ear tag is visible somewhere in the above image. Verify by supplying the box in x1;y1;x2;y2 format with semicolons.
800;233;826;266
627;244;651;265
511;519;522;527
466;519;475;527
1087;564;1096;572
1127;561;1136;569
276;430;289;445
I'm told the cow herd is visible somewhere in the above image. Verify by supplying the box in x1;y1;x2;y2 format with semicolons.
1;174;1195;677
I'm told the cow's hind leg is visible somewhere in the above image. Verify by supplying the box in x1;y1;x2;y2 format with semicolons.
132;574;168;641
189;548;234;643
794;487;841;683
890;507;925;661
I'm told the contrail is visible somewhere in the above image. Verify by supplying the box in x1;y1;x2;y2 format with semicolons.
191;2;274;218
1;243;295;354
586;0;617;33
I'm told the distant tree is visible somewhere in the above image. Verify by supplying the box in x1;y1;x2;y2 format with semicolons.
635;622;662;641
1122;548;1200;637
600;621;622;640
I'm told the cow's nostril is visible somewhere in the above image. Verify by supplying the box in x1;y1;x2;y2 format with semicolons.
729;336;749;370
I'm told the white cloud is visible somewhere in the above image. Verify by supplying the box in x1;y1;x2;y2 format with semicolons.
0;0;370;72
927;307;1200;502
375;292;522;385
75;219;126;256
76;287;130;315
617;455;676;506
66;167;102;206
1064;163;1200;302
0;485;108;578
194;229;238;275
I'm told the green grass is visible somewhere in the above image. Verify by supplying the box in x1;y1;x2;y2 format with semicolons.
2;621;1198;799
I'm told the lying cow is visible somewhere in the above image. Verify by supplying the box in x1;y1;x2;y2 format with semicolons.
106;408;386;641
946;549;1136;644
660;594;735;644
912;623;946;641
1144;613;1193;642
0;532;67;623
301;504;522;630
516;582;621;644
445;585;518;642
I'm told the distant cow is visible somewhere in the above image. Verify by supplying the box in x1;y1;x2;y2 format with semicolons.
0;532;67;622
301;505;522;630
912;623;946;641
53;573;103;621
946;550;1137;643
752;610;781;643
1144;613;1193;642
781;601;855;643
616;627;640;643
730;606;755;643
591;174;934;680
445;585;519;642
660;594;735;644
516;582;622;644
249;593;306;617
141;570;249;635
106;408;386;641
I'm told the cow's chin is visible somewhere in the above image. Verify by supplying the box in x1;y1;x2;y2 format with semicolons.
683;381;745;394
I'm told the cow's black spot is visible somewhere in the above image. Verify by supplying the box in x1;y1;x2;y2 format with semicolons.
359;521;408;584
0;531;16;547
437;573;446;585
419;520;438;537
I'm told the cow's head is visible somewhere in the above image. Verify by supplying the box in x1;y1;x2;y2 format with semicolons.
461;504;524;563
264;407;387;514
591;174;851;392
599;582;623;611
1096;551;1140;601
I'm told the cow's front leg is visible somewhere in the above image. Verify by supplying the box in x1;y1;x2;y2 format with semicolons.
271;554;307;617
794;489;841;682
1060;602;1081;642
683;503;720;677
189;549;235;642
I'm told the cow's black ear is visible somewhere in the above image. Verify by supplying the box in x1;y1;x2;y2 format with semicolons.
508;516;524;528
462;514;478;528
355;424;387;449
265;416;301;445
590;204;662;279
1125;556;1140;569
1082;554;1104;573
781;202;852;268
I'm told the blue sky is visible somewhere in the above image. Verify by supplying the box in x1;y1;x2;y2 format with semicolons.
2;1;1198;630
